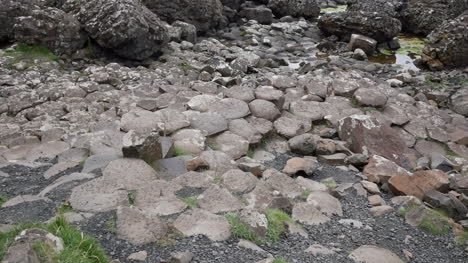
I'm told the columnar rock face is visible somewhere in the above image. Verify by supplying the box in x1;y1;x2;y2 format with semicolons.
399;0;468;36
141;0;225;33
318;11;402;42
421;11;468;70
268;0;321;19
64;0;169;60
14;7;87;56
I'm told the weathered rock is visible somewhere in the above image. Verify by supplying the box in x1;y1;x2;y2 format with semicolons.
363;155;411;184
65;0;169;60
318;153;347;165
0;0;39;43
141;0;225;33
222;169;258;193
116;206;167;245
274;116;307;138
421;11;468;69
338;115;409;167
122;131;166;163
174;209;231;241
14;7;87;56
353;88;388;107
318;11;401;42
292;202;330;225
172;129;206;155
423;190;468;220
249;99;281;121
389;170;450;200
198;185;244;213
210;98;250;120
168;251;194;263
306;191;343;217
451;88;468;117
229;118;262;144
349;245;404;263
289;134;319;155
282;157;318;176
268;0;320;19
239;209;268;237
349;34;377;56
207;132;249;159
264;169;303;199
400;0;468;36
2;229;64;263
189;112;228;136
239;6;273;25
370;205;394;216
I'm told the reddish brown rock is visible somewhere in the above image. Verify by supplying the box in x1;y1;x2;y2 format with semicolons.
363;155;411;184
338;115;409;167
388;170;450;200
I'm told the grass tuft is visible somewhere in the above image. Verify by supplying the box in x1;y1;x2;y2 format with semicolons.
455;231;468;247
273;259;288;263
213;176;224;185
127;190;137;206
265;209;293;242
177;62;194;73
0;195;8;207
57;202;74;215
180;197;199;209
0;216;109;262
300;189;312;201
173;147;191;156
4;43;58;67
320;178;337;191
225;213;261;243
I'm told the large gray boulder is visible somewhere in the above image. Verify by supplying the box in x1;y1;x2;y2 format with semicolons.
346;0;401;17
64;0;169;60
399;0;468;36
0;0;41;43
14;7;87;56
141;0;225;33
318;11;401;42
268;0;320;19
421;11;468;69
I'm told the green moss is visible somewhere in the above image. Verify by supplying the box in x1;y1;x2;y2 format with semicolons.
0;216;109;262
273;259;288;263
265;209;293;242
105;217;117;234
0;195;8;207
127;190;137;206
156;226;183;247
239;31;250;37
180;197;199;209
379;49;393;56
177;62;194;73
213;176;224;185
173;147;191;156
321;178;337;191
3;43;58;67
225;214;261;243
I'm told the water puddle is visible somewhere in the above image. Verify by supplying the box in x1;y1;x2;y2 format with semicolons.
369;34;425;72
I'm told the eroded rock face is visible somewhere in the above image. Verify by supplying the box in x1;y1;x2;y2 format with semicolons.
399;0;468;36
14;7;87;56
64;0;169;60
338;115;409;167
141;0;225;33
389;170;450;200
421;11;468;69
318;11;401;42
0;0;41;43
268;0;320;19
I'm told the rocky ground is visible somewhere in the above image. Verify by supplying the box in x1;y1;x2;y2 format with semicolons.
1;0;468;263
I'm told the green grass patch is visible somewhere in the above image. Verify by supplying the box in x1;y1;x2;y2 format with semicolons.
225;214;261;243
105;217;117;234
417;208;451;235
177;62;194;73
180;197;199;209
273;259;288;263
265;209;293;242
127;190;137;206
57;202;74;215
321;178;337;191
3;43;58;67
300;189;312;201
239;31;250;37
213;176;224;185
173;147;191;156
0;216;109;262
0;195;8;207
455;231;468;247
379;49;393;56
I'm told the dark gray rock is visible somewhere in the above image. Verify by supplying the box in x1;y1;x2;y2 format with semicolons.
399;0;468;36
348;34;377;56
239;6;273;25
318;11;402;42
65;0;169;60
423;190;468;221
14;7;87;56
141;0;225;33
0;0;40;43
268;0;320;19
421;11;468;69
